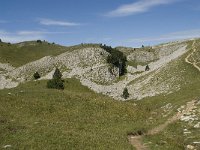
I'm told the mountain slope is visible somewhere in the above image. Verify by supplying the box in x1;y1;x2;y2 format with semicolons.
80;41;189;100
0;41;70;67
0;39;199;101
0;42;119;89
1;39;200;149
0;79;153;150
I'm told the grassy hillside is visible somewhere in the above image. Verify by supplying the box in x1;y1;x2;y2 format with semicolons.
0;41;102;67
0;41;67;67
137;40;200;149
0;79;143;150
0;77;190;150
1;61;200;150
1;39;200;149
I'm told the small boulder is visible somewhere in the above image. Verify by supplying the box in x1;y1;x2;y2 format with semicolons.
3;145;12;148
194;122;200;128
187;145;194;150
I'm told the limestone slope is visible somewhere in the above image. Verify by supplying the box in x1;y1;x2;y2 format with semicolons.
0;39;199;101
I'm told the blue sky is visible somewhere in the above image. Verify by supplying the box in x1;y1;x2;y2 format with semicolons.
0;0;200;47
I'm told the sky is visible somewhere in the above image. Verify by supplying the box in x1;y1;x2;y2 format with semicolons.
0;0;200;47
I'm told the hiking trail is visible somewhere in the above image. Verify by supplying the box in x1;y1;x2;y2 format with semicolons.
128;100;196;150
185;40;200;71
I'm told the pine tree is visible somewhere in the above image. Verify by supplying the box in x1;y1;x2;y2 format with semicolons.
33;72;40;80
145;65;150;71
122;88;129;99
53;68;62;79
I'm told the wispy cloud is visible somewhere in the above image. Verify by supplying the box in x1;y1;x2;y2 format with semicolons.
17;30;70;35
126;29;200;43
106;0;177;17
39;18;80;26
0;30;71;43
0;30;9;35
0;30;43;43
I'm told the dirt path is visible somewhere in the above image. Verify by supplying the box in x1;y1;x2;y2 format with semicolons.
185;40;200;72
128;135;147;150
128;100;196;150
128;40;200;150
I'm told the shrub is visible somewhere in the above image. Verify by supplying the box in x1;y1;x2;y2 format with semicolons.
36;40;42;43
145;65;150;71
47;79;64;90
33;72;41;80
122;88;129;99
47;68;64;90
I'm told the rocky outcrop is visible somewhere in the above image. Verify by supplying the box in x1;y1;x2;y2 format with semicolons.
0;40;193;100
127;50;157;63
0;47;119;89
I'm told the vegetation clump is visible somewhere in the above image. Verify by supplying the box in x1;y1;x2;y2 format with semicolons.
33;72;41;80
145;65;150;71
36;40;42;43
122;87;129;99
100;44;127;76
47;68;64;90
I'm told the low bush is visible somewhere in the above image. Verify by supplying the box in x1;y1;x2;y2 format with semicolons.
47;68;64;90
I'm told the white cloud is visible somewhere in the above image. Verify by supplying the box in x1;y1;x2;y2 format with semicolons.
39;18;80;26
0;35;44;43
0;31;43;43
126;29;200;43
17;30;70;35
106;0;177;17
0;30;71;43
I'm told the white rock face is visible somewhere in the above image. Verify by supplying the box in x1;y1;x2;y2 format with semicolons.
127;65;145;74
8;56;55;81
180;115;196;122
127;51;156;63
194;122;200;128
3;145;12;148
0;47;119;89
0;75;19;89
0;63;15;72
157;42;186;58
187;145;195;150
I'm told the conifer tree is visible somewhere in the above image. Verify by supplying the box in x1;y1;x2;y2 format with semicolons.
53;68;62;79
33;72;40;80
122;88;129;99
47;68;64;90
